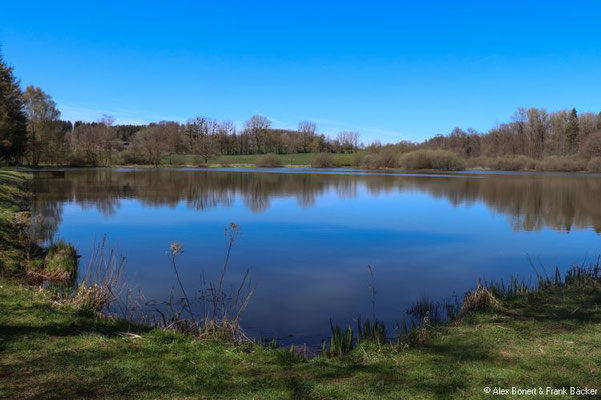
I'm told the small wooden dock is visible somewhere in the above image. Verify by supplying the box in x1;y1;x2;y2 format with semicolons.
18;169;65;178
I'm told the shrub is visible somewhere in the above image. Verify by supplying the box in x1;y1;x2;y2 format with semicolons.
255;153;282;168
361;154;384;169
361;151;399;169
399;150;465;171
464;156;493;169
587;157;601;173
311;153;333;168
43;241;78;283
535;156;587;172
492;155;536;171
117;150;143;165
66;150;89;167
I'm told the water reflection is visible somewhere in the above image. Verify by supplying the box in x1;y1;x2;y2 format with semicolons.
32;168;601;238
30;168;601;344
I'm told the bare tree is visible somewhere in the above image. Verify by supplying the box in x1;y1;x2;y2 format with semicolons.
298;121;316;153
186;117;218;163
336;131;360;153
244;115;271;153
99;114;117;164
70;123;103;166
217;120;236;155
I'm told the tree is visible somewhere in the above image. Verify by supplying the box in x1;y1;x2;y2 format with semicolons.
244;115;271;153
186;117;218;163
99;114;118;164
565;108;580;154
217;120;236;155
23;86;62;165
132;125;170;166
298;121;316;153
0;52;27;164
69;123;103;166
336;131;360;153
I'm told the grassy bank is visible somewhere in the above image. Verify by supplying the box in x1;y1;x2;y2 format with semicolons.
0;170;30;274
2;276;600;399
2;170;601;399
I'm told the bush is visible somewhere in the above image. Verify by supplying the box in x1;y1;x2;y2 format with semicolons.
116;150;142;165
66;150;89;167
587;157;601;173
311;153;333;168
349;153;364;167
535;156;587;172
399;150;465;171
43;241;78;284
331;154;355;167
255;153;282;168
361;151;399;169
492;155;536;171
360;154;383;169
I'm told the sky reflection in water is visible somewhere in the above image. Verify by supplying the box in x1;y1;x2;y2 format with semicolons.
32;168;601;344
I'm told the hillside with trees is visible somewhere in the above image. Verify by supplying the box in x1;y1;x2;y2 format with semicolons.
2;51;601;172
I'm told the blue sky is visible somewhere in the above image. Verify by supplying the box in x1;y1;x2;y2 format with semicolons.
2;0;601;142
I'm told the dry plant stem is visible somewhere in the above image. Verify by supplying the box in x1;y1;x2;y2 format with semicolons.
170;250;192;315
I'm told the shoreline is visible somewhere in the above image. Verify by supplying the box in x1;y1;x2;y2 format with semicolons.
1;169;601;398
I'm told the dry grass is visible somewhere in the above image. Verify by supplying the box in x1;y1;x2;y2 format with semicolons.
535;156;587;172
73;238;126;313
459;281;499;317
149;223;254;343
587;157;601;173
466;155;537;170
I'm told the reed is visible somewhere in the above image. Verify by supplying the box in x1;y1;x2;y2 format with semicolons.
149;222;254;343
356;318;387;346
323;320;354;358
74;237;126;313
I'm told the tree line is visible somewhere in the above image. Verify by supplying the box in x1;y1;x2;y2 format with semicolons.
2;50;601;168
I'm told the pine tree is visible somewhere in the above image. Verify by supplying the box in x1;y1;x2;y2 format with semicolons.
565;108;579;154
0;52;27;164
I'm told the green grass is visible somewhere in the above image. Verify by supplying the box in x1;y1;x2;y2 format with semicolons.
1;278;600;399
0;170;29;274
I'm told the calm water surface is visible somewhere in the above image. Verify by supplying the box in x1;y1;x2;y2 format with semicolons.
32;168;601;344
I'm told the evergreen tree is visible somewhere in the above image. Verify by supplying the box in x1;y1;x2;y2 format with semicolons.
565;108;579;154
0;52;27;164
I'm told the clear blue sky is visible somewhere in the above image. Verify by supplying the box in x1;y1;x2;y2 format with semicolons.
2;0;600;143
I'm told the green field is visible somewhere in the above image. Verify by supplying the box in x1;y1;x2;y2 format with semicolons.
162;153;357;167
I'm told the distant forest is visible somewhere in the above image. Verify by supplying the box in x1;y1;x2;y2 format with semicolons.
2;51;601;171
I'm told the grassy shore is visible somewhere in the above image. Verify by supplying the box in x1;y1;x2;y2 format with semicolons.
1;170;601;399
163;153;356;168
2;277;600;399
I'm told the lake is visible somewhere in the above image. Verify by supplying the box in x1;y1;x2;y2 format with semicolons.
31;168;601;345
